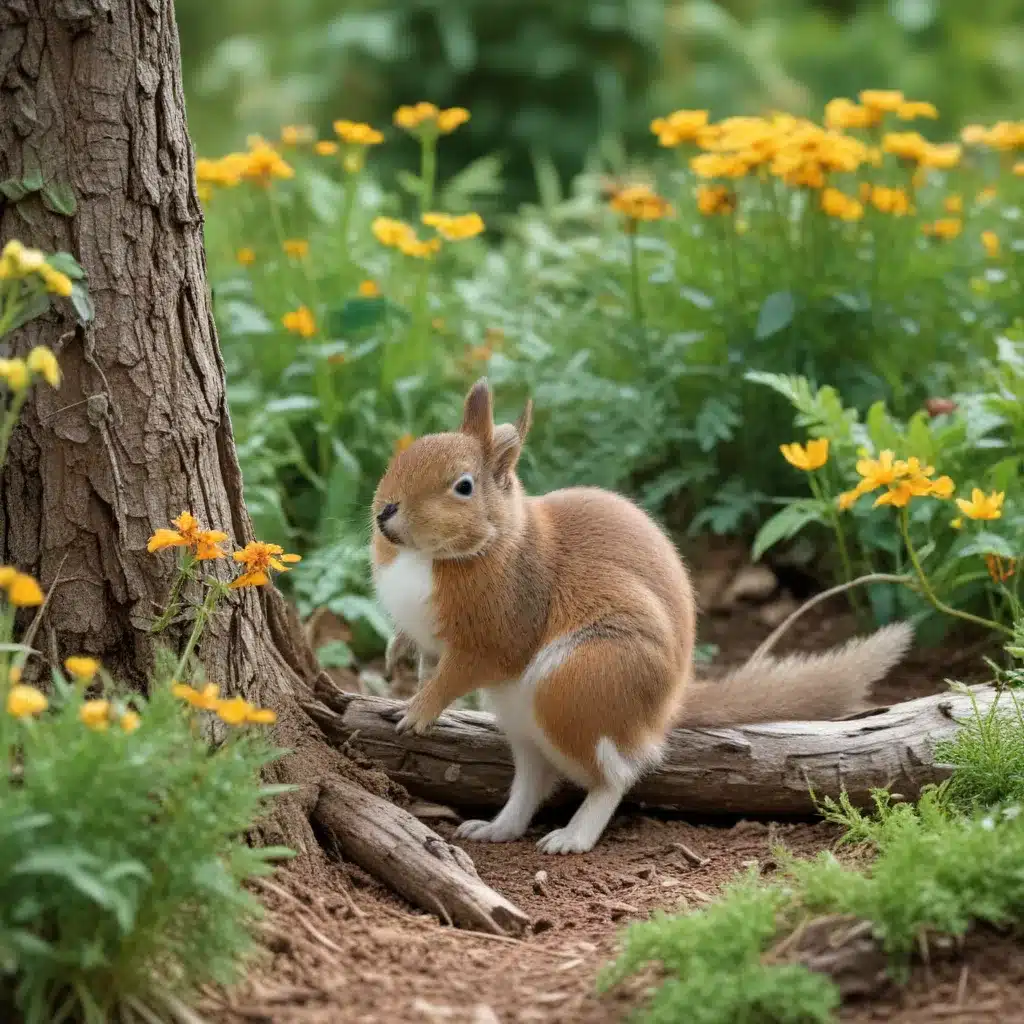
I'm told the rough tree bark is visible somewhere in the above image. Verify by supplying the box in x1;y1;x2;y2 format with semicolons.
0;3;528;935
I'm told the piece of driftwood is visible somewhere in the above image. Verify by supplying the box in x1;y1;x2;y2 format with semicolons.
314;777;529;936
304;682;999;816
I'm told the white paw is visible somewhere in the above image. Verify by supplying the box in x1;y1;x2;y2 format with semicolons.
536;827;595;855
395;710;430;736
455;819;523;843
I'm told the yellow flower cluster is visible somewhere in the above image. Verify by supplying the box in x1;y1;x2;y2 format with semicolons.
333;120;385;146
608;184;673;222
650;109;709;147
0;240;73;296
280;124;315;147
820;187;863;222
922;218;962;240
421;211;485;241
372;217;442;258
79;699;139;733
147;511;229;561
230;540;301;589
65;656;100;682
696;184;736;217
881;132;961;169
394;103;470;135
0;566;44;607
1;346;60;393
780;438;829;471
171;681;276;726
838;451;955;510
195;135;294;195
282;238;309;259
282;305;317;338
864;185;911;216
961;121;1024;151
7;684;47;718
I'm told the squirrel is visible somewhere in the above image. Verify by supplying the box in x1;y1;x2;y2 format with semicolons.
370;378;913;854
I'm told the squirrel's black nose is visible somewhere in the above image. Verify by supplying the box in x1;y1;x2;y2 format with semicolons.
377;502;399;526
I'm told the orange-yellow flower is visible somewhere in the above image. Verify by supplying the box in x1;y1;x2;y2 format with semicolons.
314;140;339;156
897;101;938;121
869;186;910;216
779;439;829;471
394;432;414;455
956;489;1004;521
230;541;301;589
920;143;961;169
650;109;709;146
882;131;929;162
147;511;229;560
214;695;277;726
859;89;905;112
80;699;111;731
282;306;317;338
372;217;417;249
922;218;962;240
172;681;221;710
333;120;384;146
236;247;256;266
437;107;470;133
944;194;963;214
982;230;1000;258
358;279;380;297
280;124;314;147
64;656;100;683
820;188;863;221
282;239;309;259
824;98;877;130
7;685;48;718
27;347;61;388
393;103;469;135
421;211;485;241
696;185;736;216
3;571;44;607
609;184;673;221
120;710;141;733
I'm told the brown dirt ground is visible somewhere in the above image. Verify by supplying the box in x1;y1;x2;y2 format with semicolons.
206;572;1022;1024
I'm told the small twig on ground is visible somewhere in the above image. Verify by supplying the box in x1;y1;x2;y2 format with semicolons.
956;964;970;1006
668;840;710;867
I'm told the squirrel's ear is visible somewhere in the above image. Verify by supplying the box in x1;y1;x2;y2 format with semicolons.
491;398;532;484
460;377;494;447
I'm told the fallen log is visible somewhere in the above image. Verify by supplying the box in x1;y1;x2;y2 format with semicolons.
314;776;529;936
303;682;998;817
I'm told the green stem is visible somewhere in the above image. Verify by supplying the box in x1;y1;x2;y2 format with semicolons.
149;557;194;634
419;134;438;218
628;227;644;326
808;473;857;592
898;509;1012;636
338;166;361;278
173;585;222;682
0;390;29;467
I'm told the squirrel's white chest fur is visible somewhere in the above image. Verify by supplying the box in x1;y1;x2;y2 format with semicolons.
374;550;443;656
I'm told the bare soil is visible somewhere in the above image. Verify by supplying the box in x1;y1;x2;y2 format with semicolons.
207;562;1022;1024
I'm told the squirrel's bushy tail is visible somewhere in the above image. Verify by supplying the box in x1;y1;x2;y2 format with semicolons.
676;622;914;727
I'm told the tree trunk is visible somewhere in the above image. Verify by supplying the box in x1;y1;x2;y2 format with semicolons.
0;4;531;933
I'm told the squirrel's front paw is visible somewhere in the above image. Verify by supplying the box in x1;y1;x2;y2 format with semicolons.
395;698;435;736
385;632;415;678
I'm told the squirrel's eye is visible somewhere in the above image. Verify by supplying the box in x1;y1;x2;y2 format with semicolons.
453;474;474;498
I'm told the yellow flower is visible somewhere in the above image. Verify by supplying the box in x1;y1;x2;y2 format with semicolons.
824;98;877;130
978;186;998;202
779;438;829;471
951;518;963;530
282;306;317;338
120;710;141;733
820;187;863;221
1014;162;1024;177
855;450;903;491
238;137;295;186
944;194;963;214
859;89;905;112
696;184;736;216
394;432;414;455
897;101;938;121
147;511;229;560
229;541;301;589
393;102;438;130
955;489;1004;521
930;476;956;499
314;140;339;156
922;218;962;240
214;695;277;726
80;699;111;731
609;184;673;222
882;131;929;162
982;230;1001;258
7;685;48;718
6;572;44;607
437;107;470;134
372;216;417;249
282;239;309;259
421;211;485;241
961;124;988;146
920;142;961;169
358;279;380;297
280;124;314;147
650;109;710;146
8;665;21;684
172;681;221;710
333;120;385;146
39;264;73;296
236;247;256;266
870;186;911;216
837;489;862;511
64;656;100;683
26;346;61;388
0;358;30;392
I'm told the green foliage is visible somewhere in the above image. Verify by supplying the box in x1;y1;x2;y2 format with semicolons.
0;652;290;1024
599;873;839;1024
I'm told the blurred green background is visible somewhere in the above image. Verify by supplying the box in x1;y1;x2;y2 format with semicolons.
176;0;1024;209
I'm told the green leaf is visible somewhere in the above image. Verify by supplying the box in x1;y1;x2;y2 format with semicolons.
440;153;504;205
955;532;1016;560
396;170;425;198
751;499;826;561
266;395;319;415
695;396;740;453
0;178;29;201
21;168;44;193
41;182;77;216
329;296;389;334
865;401;903;453
9;290;51;331
70;282;95;324
328;595;393;646
46;251;86;280
316;638;354;669
755;290;795;340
